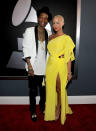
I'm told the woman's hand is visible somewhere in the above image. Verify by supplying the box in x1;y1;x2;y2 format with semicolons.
67;60;72;81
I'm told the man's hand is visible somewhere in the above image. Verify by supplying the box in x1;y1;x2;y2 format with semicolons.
28;64;34;76
26;58;34;76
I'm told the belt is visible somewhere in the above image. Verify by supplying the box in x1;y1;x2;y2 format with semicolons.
58;55;64;58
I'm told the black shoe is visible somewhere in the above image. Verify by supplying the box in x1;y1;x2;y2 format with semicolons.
31;113;37;122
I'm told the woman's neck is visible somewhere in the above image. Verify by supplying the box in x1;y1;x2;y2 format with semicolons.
55;31;64;36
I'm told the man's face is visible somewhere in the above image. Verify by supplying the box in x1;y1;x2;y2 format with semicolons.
38;13;48;27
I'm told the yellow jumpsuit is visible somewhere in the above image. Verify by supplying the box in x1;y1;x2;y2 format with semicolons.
44;34;75;125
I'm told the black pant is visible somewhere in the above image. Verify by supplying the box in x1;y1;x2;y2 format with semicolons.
28;75;45;114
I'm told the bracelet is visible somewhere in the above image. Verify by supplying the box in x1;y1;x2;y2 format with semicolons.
28;68;33;72
27;62;31;65
68;72;72;75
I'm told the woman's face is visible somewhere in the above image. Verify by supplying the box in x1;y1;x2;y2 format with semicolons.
38;13;48;27
53;17;64;32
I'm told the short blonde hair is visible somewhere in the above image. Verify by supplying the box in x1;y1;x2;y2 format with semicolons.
53;15;64;23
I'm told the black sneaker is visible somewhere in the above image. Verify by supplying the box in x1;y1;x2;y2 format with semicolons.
31;113;37;122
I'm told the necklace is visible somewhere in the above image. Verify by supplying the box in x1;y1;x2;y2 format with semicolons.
38;32;45;42
38;29;45;50
37;26;45;50
38;27;45;41
39;40;44;50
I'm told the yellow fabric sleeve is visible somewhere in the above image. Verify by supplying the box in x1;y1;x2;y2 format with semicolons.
64;36;75;63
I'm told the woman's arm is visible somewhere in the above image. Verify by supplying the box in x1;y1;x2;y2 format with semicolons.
67;59;72;81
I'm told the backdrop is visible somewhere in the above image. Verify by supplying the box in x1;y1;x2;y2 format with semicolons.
0;0;77;78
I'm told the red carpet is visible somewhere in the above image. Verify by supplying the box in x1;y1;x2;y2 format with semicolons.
0;104;96;131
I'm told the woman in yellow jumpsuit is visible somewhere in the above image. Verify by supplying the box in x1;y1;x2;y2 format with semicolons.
44;15;75;125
